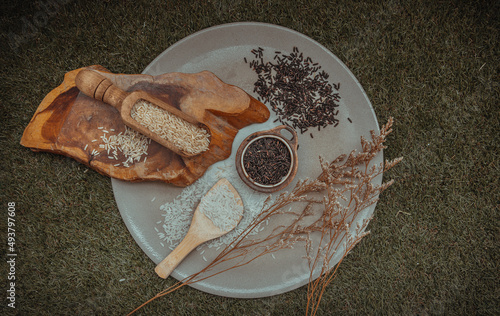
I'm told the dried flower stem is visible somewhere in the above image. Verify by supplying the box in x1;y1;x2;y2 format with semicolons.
129;117;401;316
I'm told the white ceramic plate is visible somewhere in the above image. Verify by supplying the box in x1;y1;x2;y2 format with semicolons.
112;22;381;298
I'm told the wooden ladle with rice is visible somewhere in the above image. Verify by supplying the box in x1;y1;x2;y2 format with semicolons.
75;69;211;157
155;178;244;279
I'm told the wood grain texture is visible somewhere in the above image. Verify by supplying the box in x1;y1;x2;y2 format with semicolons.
21;65;270;187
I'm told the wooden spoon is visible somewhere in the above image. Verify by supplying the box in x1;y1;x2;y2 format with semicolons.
155;178;244;279
74;69;211;157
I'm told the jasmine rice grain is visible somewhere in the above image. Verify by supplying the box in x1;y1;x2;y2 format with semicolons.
131;99;210;155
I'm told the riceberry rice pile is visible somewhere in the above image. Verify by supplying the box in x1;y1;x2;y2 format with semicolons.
243;137;291;186
246;47;342;134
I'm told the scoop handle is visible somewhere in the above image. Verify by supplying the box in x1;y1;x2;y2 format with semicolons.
155;233;204;279
75;69;128;110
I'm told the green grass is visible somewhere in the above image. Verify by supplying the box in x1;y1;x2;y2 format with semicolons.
1;0;498;315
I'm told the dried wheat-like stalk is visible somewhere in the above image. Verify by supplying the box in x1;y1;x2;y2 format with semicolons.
129;117;402;315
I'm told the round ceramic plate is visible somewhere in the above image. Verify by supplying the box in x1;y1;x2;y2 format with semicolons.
112;22;381;298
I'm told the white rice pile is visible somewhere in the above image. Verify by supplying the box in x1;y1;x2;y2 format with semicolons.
131;99;210;155
155;159;270;251
198;183;244;232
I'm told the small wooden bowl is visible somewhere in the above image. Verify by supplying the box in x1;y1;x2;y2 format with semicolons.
235;125;298;193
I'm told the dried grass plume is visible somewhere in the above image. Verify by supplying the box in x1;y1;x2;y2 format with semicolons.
130;117;402;315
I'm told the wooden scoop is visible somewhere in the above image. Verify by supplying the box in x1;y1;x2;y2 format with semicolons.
155;178;243;279
74;69;211;157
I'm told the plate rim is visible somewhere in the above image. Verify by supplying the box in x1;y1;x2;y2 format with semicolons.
113;21;382;298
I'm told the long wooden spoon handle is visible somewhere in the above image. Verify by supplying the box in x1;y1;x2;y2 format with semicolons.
75;69;128;110
155;234;203;279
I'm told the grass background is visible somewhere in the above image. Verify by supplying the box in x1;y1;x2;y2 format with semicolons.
1;0;498;315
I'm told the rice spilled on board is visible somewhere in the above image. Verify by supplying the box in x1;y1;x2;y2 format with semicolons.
86;126;151;167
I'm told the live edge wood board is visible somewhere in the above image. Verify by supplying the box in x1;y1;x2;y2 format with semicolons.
20;65;270;187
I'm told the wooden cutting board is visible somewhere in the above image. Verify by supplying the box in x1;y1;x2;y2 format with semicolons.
20;65;270;187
